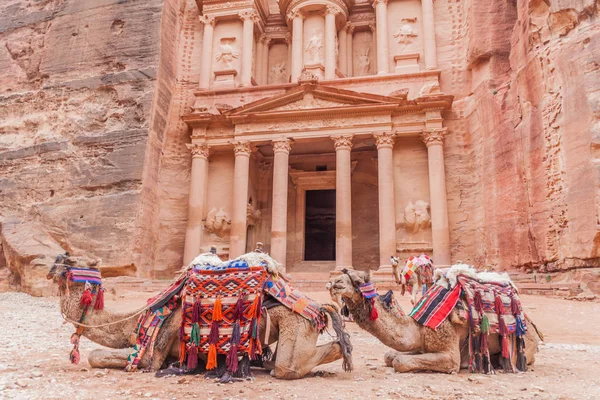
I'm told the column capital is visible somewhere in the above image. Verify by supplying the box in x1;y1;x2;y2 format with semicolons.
332;134;354;151
199;14;216;26
272;138;292;154
373;132;395;149
238;10;259;23
284;32;292;44
372;0;388;6
368;23;376;33
287;9;305;20
186;142;210;159
346;23;355;34
233;140;253;156
325;5;342;16
261;35;272;47
421;128;448;147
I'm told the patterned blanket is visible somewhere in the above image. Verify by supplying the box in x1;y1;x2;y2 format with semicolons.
409;273;528;373
180;266;268;372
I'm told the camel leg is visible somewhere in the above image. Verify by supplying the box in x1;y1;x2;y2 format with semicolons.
410;284;419;306
391;351;460;374
271;339;343;380
88;348;131;369
384;350;418;367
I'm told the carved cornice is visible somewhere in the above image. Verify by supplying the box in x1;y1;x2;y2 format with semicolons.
199;14;216;26
421;128;448;147
331;134;354;151
186;142;210;158
232;140;252;156
272;138;292;154
373;132;395;149
238;10;259;23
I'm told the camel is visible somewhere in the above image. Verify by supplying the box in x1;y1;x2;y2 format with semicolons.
47;253;352;380
327;269;541;374
390;254;434;306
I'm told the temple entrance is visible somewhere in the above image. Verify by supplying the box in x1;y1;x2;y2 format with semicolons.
304;189;336;261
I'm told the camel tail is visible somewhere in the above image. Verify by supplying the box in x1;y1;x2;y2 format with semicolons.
320;304;353;372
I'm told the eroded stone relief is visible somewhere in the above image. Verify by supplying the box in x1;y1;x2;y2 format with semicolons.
269;62;287;84
404;200;431;233
393;17;419;51
305;31;323;64
216;37;239;69
205;207;232;237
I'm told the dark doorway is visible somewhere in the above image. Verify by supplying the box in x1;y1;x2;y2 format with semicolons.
304;189;336;261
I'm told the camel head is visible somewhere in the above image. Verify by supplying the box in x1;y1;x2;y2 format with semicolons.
390;256;404;285
326;269;372;306
46;252;101;292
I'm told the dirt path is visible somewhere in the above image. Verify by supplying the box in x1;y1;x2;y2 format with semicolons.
0;290;598;400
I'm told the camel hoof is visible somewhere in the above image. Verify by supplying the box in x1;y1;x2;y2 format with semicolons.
384;350;397;367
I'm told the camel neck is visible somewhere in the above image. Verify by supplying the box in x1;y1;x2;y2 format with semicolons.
60;286;140;349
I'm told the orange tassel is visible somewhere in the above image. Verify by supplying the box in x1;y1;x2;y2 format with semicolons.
206;344;217;370
179;342;186;366
249;295;260;319
212;296;223;322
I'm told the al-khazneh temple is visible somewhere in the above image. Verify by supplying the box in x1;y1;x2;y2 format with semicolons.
181;0;453;275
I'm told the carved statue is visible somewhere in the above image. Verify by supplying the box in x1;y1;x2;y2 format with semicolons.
356;47;371;76
404;200;431;233
393;17;418;51
269;62;286;84
204;207;231;237
246;202;261;226
418;81;441;97
305;32;323;64
215;37;239;69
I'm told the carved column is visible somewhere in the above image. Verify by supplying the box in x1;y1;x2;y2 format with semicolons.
422;129;451;265
261;37;271;85
271;138;292;268
256;36;265;85
373;0;389;74
324;6;338;80
289;10;305;82
199;15;216;89
183;143;210;264
338;26;347;75
374;132;396;271
230;141;252;257
332;135;354;270
285;33;293;83
239;11;258;87
346;24;354;77
369;23;377;74
421;0;438;69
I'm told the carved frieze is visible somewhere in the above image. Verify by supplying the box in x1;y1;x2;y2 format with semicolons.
237;114;388;134
271;94;344;111
404;200;431;233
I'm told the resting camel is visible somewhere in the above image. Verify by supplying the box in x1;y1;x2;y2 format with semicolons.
327;269;541;374
390;254;434;306
47;253;352;380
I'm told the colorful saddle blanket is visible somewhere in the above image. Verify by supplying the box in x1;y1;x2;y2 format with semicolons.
401;254;434;284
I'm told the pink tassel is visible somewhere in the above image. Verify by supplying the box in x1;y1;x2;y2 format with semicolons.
70;348;80;365
94;288;104;310
227;345;239;372
494;295;504;315
70;333;80;345
501;335;510;358
510;296;521;316
208;321;219;344
191;298;202;323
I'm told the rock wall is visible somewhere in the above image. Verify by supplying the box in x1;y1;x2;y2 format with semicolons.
0;0;170;291
442;0;600;283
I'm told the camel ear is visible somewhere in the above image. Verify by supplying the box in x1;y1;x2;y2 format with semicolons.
344;269;366;287
365;270;372;283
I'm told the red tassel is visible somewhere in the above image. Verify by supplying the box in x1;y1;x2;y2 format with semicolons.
369;299;379;321
80;289;93;307
227;345;239;372
480;332;488;354
208;321;219;344
206;344;217;370
191;297;202;323
474;291;484;313
69;348;80;365
510;296;521;316
187;345;198;370
501;335;510;358
94;288;104;310
494;295;505;315
233;296;245;321
499;316;508;336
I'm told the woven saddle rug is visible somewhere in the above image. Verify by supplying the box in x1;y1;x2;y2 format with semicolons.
410;271;528;373
180;266;269;373
401;254;435;295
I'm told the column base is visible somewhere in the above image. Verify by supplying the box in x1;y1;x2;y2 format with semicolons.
377;264;393;273
377;71;389;75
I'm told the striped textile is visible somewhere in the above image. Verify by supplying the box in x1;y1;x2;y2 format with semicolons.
67;268;102;286
409;284;461;329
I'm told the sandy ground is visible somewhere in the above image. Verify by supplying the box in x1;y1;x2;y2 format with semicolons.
0;289;599;400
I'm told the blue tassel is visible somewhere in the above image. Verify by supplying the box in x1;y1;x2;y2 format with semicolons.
516;316;527;337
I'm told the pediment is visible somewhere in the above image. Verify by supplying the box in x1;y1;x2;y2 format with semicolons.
226;83;404;118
